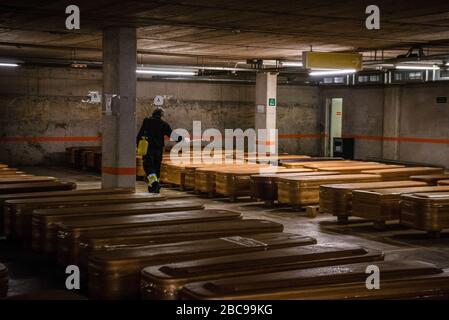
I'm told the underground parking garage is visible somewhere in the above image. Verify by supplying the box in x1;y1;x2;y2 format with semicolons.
1;0;449;308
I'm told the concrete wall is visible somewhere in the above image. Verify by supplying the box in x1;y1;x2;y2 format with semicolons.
0;66;321;166
321;83;449;168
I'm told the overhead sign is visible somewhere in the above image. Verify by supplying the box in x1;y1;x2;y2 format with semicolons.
303;51;363;71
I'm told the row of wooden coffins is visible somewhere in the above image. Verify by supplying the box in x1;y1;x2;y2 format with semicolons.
1;166;449;300
65;147;146;178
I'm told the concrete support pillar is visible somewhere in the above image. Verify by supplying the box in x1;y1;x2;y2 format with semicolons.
255;72;278;155
101;27;137;189
382;87;401;160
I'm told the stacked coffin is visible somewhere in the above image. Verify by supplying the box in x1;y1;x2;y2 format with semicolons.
282;160;361;169
317;164;403;174
439;180;449;186
277;174;381;208
141;243;384;300
351;185;449;228
3;192;163;240
250;171;338;205
410;174;449;186
0;262;8;298
400;192;449;238
361;167;444;181
319;180;428;223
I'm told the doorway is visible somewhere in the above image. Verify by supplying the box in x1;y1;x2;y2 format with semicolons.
326;98;343;157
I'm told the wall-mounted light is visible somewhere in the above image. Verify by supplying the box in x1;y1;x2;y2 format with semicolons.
396;65;440;70
309;69;356;76
0;63;19;68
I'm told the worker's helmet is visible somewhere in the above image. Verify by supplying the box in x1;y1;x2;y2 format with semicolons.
152;107;165;118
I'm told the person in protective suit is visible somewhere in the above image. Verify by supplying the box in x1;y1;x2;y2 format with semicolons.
136;108;182;193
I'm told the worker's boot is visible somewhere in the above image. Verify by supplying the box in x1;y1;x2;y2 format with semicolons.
147;174;160;194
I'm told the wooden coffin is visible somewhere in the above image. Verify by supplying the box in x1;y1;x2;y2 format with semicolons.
282;160;360;169
57;209;245;266
5;193;165;240
401;192;449;237
214;166;280;199
411;175;449;186
0;181;77;236
164;162;187;186
277;174;381;207
0;176;57;184
361;167;444;181
319;180;428;223
88;233;317;299
351;186;449;226
0;169;24;175
181;260;449;300
318;164;403;174
439;180;449;186
32;200;204;254
0;262;7;298
136;155;146;178
0;181;76;195
0;164;7;169
250;171;337;204
73;219;282;273
194;164;250;196
245;155;310;165
141;244;383;300
279;157;343;166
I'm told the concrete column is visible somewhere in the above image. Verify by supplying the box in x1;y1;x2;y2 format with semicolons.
382;87;401;160
255;72;277;155
101;27;137;189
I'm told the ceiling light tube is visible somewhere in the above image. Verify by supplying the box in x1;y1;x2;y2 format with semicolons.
136;69;197;76
0;63;19;67
309;69;356;76
281;61;303;67
396;65;439;70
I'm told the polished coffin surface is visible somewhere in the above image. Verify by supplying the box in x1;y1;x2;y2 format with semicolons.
361;167;444;181
319;180;428;220
31;200;204;253
181;260;449;300
0;181;75;195
0;262;8;298
318;164;403;174
141;244;384;300
439;180;449;186
282;160;361;169
352;186;449;223
411;175;449;186
401;192;449;233
74;219;282;272
0;181;77;235
0;176;57;184
55;209;243;265
277;174;381;206
250;171;338;203
88;233;317;299
4;193;166;239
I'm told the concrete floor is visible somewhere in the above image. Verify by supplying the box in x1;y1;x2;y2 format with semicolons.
2;166;449;298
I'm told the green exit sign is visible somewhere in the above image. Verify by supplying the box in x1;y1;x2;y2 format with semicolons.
268;98;276;106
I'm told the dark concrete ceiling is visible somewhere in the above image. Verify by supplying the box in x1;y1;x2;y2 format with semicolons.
2;0;449;65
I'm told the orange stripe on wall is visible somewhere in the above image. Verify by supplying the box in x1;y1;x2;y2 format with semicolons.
0;136;101;142
102;166;136;175
343;134;449;145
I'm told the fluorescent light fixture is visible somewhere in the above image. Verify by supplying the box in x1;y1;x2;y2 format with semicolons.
136;69;196;76
0;63;19;67
309;69;356;76
396;65;439;70
281;61;303;67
